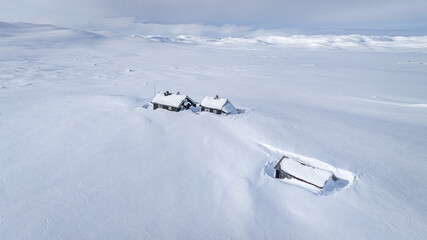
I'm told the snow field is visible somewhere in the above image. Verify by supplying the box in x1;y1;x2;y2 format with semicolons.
1;22;427;239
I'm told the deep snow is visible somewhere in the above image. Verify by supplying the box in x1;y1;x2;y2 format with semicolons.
1;22;427;239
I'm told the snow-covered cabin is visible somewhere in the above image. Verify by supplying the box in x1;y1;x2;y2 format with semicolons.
274;156;336;189
152;91;196;112
200;95;237;115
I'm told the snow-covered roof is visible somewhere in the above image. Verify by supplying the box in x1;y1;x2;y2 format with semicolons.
200;96;237;114
152;92;193;108
222;102;237;114
201;96;227;109
280;158;333;188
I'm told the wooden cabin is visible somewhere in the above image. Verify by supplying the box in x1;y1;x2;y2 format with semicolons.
274;156;336;189
151;91;196;112
200;95;237;115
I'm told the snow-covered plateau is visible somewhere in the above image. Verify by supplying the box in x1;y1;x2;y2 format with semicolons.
0;22;426;239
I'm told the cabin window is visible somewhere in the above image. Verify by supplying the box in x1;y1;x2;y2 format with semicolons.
168;106;172;111
213;109;217;114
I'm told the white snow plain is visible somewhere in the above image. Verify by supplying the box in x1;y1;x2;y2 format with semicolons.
1;22;427;239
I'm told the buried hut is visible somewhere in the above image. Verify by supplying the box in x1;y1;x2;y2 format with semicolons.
152;91;196;112
200;95;238;115
274;156;338;189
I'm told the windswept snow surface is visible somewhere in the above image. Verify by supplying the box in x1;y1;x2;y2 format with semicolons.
1;22;427;239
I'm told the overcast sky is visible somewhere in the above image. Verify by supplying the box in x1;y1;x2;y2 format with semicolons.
1;0;427;31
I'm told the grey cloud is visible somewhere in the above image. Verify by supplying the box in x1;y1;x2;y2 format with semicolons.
1;0;426;30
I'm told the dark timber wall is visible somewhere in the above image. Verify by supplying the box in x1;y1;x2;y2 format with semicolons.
201;106;222;115
153;103;180;112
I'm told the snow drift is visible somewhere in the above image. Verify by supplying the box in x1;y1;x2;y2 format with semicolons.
1;22;426;239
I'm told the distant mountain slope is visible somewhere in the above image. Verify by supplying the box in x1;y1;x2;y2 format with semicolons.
0;22;108;48
2;21;426;52
134;34;427;52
